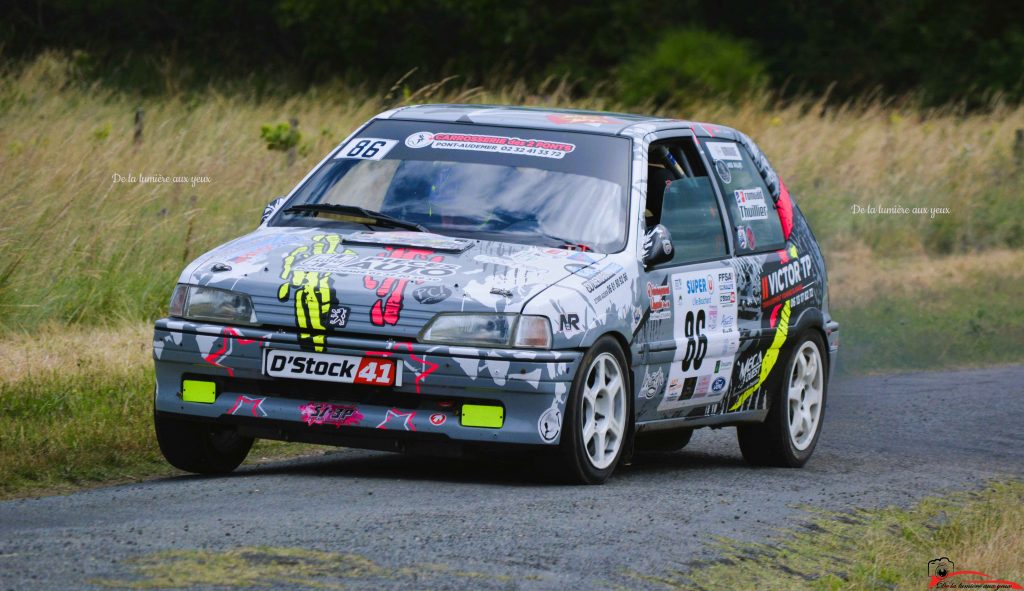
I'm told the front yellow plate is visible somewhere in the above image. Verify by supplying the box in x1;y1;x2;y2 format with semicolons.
460;404;504;428
182;379;216;404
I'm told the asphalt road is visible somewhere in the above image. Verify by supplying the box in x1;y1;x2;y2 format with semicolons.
1;365;1022;590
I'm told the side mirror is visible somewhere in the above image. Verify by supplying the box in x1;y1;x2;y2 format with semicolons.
643;224;674;267
261;196;287;225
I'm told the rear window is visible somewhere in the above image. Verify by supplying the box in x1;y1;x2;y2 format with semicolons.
703;140;785;253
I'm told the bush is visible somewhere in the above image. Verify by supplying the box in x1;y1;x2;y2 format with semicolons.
617;28;767;106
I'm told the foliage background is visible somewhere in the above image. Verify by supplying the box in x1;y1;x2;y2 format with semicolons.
3;1;1023;106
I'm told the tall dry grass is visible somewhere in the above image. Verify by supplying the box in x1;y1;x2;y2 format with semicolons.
1;53;1023;330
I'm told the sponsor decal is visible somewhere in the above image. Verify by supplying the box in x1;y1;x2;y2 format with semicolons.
558;313;580;333
343;231;474;252
660;268;738;411
278;234;354;352
263;350;397;386
412;285;452;305
746;226;757;250
362;247;450;326
640;367;666;399
736;226;748;250
538;406;562;442
927;556;1023;589
377;408;416;431
715;160;732;184
705;141;743;161
299;402;363;427
404;131;575;159
581;263;623;293
545;114;620;126
695;375;711;396
729;300;790;411
326;305;350;329
228;395;267;417
592;272;629;304
734;187;769;221
293;252;458;282
335;137;398;161
761;254;813;308
429;413;447;426
647;281;672;320
711;376;727;393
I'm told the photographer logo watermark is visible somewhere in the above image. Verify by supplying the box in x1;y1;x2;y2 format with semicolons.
851;203;951;219
928;556;1022;589
112;173;211;188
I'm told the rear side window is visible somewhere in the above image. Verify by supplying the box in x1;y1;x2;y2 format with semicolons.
703;140;784;253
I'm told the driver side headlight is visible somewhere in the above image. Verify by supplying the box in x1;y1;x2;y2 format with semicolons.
419;313;551;349
169;284;258;326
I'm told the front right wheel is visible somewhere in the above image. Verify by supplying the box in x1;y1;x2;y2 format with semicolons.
154;410;254;474
552;337;632;484
737;332;827;467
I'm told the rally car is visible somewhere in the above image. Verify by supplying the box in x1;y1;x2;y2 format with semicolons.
153;105;839;484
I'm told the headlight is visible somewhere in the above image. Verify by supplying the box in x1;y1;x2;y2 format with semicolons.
420;313;551;349
169;284;258;326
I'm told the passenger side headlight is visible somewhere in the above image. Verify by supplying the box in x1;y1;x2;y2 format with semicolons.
169;284;258;326
420;313;551;349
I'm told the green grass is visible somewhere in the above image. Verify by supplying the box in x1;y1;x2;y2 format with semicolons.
0;366;324;499
836;266;1024;375
623;480;1024;590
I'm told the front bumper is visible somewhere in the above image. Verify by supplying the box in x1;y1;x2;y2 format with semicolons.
153;319;581;446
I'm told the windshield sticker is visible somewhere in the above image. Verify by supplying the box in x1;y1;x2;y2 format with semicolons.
714;160;732;184
734;188;769;220
343;231;474;252
293;253;459;282
405;131;575;159
705;141;743;161
335;138;398;161
545;114;620;126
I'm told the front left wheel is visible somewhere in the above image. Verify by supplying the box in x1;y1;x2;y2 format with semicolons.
553;337;632;484
154;410;254;474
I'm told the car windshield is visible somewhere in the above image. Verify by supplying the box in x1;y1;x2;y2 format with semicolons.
271;120;631;252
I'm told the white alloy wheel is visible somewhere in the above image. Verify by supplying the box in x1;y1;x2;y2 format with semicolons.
580;352;627;469
787;340;824;451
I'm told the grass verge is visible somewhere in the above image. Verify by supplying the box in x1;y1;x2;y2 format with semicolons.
624;480;1024;590
0;331;323;497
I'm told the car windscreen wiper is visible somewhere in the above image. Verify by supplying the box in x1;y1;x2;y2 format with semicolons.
284;204;427;232
536;232;593;252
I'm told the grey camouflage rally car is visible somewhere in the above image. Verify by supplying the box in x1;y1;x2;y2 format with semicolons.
153;105;839;484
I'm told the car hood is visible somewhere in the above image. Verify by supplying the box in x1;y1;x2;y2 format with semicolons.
184;226;606;340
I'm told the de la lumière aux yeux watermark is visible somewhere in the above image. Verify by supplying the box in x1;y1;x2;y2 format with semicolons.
112;173;212;188
851;203;952;219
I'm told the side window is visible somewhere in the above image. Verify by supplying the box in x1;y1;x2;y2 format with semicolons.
646;138;727;265
661;178;727;263
703;140;785;253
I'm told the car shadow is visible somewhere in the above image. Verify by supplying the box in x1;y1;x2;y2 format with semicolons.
153;443;750;488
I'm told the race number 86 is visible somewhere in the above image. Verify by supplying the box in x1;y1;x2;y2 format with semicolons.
681;310;707;371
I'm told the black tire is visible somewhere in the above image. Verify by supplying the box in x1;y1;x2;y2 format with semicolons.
552;336;633;485
154;410;254;474
637;428;693;452
737;331;828;467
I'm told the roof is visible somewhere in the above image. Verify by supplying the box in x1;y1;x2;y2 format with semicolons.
383;104;730;137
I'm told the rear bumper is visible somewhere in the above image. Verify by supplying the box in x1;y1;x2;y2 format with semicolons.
153;319;581;446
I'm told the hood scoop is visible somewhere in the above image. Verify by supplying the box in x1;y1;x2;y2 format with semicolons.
342;231;475;253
